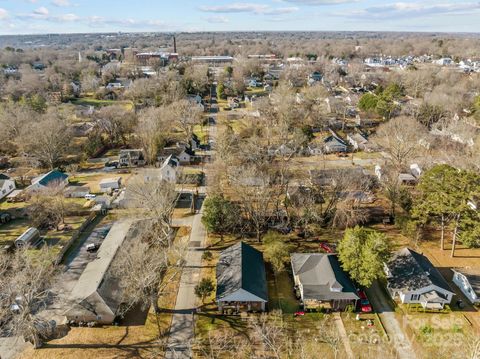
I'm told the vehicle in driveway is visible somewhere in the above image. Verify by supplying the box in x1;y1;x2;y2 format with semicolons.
86;243;100;252
84;194;96;200
319;242;335;253
358;290;373;313
0;212;12;224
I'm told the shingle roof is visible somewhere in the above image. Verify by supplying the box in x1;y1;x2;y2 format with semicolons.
386;248;454;294
291;253;359;301
216;242;268;302
68;219;137;313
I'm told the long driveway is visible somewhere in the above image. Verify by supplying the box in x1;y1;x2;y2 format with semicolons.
165;203;207;358
366;281;417;359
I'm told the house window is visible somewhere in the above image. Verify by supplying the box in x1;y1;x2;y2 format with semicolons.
411;294;420;301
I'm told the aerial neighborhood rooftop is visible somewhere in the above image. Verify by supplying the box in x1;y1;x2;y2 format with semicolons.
1;25;480;359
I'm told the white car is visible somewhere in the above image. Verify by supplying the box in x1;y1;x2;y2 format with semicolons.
85;194;96;200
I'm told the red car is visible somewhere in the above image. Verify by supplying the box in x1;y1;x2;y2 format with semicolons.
319;242;334;253
358;290;372;313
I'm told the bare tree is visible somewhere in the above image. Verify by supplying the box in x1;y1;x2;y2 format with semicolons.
171;99;203;142
135;106;172;164
19;111;72;169
0;247;57;349
126;176;179;240
373;116;428;171
95;105;136;146
112;222;188;336
28;183;69;230
196;329;251;359
230;166;284;241
249;312;288;359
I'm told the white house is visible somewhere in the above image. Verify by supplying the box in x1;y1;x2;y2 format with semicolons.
385;248;455;309
0;174;16;201
159;155;178;183
64;185;91;199
347;133;368;151
99;177;122;192
452;268;480;305
435;58;453;66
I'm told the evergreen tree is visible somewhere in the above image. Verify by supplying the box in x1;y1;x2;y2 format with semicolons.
337;227;391;288
201;195;238;239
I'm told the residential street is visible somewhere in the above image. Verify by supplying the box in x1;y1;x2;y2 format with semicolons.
165;89;215;358
366;281;417;359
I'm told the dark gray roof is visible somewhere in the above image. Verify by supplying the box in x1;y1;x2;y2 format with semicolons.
216;242;268;301
291;253;359;301
35;170;68;187
0;174;11;180
386;248;454;294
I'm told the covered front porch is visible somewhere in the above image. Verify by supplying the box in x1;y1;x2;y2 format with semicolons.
217;300;266;314
303;298;357;311
419;290;449;310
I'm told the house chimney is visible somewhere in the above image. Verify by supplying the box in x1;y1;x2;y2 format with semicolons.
173;36;177;54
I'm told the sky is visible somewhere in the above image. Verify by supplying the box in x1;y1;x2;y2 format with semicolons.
0;0;479;35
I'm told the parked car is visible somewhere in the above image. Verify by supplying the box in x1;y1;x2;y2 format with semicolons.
105;161;119;168
358;290;372;313
86;243;100;253
319;242;334;253
84;194;96;200
0;212;12;224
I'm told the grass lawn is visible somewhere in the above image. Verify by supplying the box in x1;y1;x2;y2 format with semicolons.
0;218;30;245
340;312;396;359
267;269;299;314
193;124;209;145
245;87;267;97
402;312;477;359
70;97;133;110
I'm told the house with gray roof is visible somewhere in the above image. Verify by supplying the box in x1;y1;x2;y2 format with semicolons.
216;242;268;313
385;248;455;309
291;253;359;311
65;219;136;324
28;170;69;192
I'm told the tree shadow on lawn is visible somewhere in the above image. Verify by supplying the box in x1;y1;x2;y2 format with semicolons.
195;312;249;338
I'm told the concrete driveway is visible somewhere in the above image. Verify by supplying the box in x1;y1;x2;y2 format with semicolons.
165;204;207;359
366;281;417;359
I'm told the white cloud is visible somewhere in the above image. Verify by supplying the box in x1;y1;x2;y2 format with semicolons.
205;16;230;23
283;0;359;4
199;2;298;15
336;2;480;19
33;7;49;16
51;0;72;7
0;8;8;20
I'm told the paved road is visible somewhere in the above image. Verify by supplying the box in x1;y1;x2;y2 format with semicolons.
166;88;216;358
165;205;207;358
366;281;417;359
